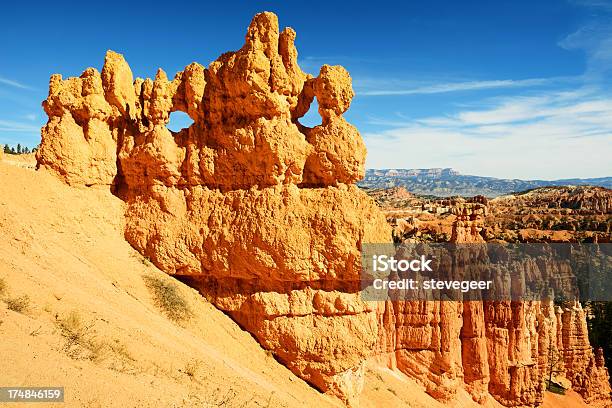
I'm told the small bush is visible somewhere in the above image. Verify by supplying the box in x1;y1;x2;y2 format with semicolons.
6;295;30;313
86;339;108;362
56;311;137;368
56;311;106;361
57;311;87;344
183;359;203;380
143;275;192;322
109;339;134;362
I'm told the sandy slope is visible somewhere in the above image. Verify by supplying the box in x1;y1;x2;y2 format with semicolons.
542;390;590;408
0;160;341;407
0;158;594;408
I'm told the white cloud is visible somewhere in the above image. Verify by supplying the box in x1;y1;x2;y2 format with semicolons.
354;76;576;96
364;90;612;180
347;1;612;180
0;76;33;90
0;120;41;132
560;1;612;78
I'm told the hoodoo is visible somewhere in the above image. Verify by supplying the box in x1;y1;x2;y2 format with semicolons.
37;11;391;405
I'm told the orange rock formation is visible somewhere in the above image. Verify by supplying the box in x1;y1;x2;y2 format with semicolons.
370;188;612;407
37;12;389;405
36;11;611;408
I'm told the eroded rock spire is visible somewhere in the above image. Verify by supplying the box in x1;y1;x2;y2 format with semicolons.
37;11;389;405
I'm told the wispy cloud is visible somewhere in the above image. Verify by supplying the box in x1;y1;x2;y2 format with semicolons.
0;120;41;132
569;0;612;11
355;76;576;96
0;76;34;90
361;1;612;179
560;0;612;79
364;89;612;179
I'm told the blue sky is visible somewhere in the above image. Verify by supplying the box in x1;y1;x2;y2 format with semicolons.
1;0;611;179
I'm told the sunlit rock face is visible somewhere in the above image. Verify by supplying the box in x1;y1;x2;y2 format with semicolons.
370;189;612;407
37;12;391;405
37;11;611;407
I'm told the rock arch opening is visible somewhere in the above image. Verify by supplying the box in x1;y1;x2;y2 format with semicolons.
167;110;194;133
298;96;322;128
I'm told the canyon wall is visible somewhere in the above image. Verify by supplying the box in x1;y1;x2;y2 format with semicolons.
36;12;611;407
372;188;611;406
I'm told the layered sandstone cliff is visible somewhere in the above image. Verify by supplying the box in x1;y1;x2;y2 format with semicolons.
370;187;612;407
37;11;611;408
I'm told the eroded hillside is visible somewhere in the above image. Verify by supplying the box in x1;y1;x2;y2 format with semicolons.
367;185;612;407
8;10;611;408
0;155;499;408
367;186;611;243
0;159;342;407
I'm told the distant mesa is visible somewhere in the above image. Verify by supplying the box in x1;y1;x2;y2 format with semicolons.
360;168;612;197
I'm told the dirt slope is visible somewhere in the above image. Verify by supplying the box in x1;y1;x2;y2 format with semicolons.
0;159;595;407
0;158;447;408
0;160;342;407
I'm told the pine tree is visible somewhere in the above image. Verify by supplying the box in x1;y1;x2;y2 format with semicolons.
10;147;15;154
546;338;564;389
16;143;21;154
3;144;9;154
23;147;30;154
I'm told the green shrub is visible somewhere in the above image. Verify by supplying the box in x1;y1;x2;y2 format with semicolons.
143;275;192;322
6;295;30;313
546;380;566;395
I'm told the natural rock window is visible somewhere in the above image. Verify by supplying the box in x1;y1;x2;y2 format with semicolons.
298;96;322;128
166;110;194;133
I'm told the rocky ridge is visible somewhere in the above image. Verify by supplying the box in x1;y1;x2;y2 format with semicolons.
370;186;611;244
360;168;612;197
37;12;390;405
